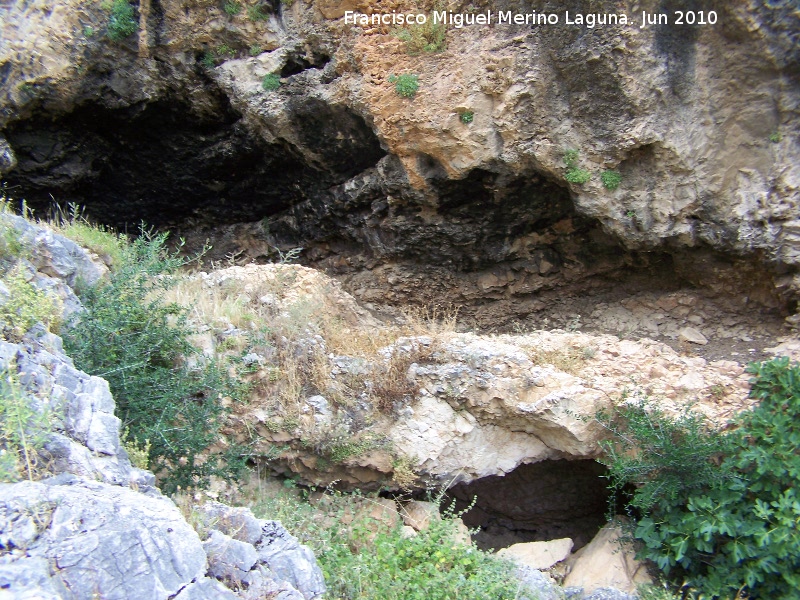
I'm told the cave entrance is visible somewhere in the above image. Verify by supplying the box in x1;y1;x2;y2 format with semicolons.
444;460;611;551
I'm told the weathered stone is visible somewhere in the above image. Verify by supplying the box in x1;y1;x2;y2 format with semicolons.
0;478;207;599
203;529;259;584
401;500;441;532
498;538;574;571
679;327;709;345
563;521;652;594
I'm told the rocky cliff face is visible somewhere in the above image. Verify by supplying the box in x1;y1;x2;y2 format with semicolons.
1;0;798;325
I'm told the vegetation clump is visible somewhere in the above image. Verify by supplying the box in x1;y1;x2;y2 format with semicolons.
107;0;138;42
389;74;419;98
252;487;526;599
563;149;591;185
600;357;800;599
223;0;242;16
601;169;622;190
262;73;281;91
460;110;474;124
394;18;446;55
63;229;246;493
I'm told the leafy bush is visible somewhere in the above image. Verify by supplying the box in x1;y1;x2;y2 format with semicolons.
262;73;281;91
0;365;53;482
395;19;446;55
107;0;138;41
601;358;800;599
460;110;474;124
252;489;525;600
249;44;263;56
563;149;591;185
63;230;245;493
601;169;622;190
389;74;419;98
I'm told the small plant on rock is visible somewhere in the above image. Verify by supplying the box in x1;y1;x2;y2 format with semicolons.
460;110;474;124
249;44;263;56
262;73;281;91
394;18;446;55
563;149;591;185
247;3;269;21
223;0;242;16
769;131;782;143
107;0;138;42
389;74;419;98
601;169;622;190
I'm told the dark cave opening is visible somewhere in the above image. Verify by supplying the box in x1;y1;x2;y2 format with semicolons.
2;98;385;231
444;460;612;552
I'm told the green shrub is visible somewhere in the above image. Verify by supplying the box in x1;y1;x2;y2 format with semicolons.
389;74;419;98
249;44;263;56
0;266;61;341
565;168;591;184
0;365;53;482
460;110;474;124
394;18;446;55
769;131;782;143
107;0;138;42
262;73;281;91
252;489;525;600
601;358;800;599
63;230;246;493
223;0;242;15
601;169;622;190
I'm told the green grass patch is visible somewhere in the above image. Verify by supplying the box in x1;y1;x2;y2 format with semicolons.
251;487;527;599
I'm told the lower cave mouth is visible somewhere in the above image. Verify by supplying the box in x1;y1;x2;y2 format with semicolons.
443;460;611;552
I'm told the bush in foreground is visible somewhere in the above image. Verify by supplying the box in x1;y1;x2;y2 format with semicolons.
63;229;246;493
601;357;800;599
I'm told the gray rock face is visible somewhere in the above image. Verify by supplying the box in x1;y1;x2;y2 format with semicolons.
0;477;207;599
197;502;326;600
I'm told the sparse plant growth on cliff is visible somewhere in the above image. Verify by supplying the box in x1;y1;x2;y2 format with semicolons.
394;18;447;55
262;73;281;91
563;149;591;185
389;74;419;98
223;0;242;16
52;203;125;268
601;169;622;190
83;26;95;38
247;3;269;21
249;44;263;56
251;486;524;599
0;365;53;482
106;0;138;42
600;358;800;599
769;131;782;143
460;110;474;124
63;230;246;493
0;267;61;341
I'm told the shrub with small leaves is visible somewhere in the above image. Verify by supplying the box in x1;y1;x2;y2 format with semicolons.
262;73;281;91
389;73;419;98
107;0;138;41
249;44;263;56
769;131;782;143
601;357;800;599
601;169;622;190
0;266;61;341
394;18;446;55
460;110;474;124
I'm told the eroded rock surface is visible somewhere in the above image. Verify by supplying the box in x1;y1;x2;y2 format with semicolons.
1;0;798;323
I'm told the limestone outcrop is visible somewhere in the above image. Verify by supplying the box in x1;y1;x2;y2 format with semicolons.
0;0;797;318
0;219;326;599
